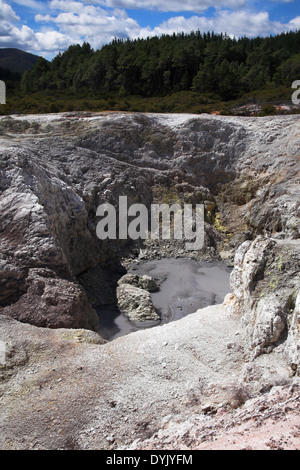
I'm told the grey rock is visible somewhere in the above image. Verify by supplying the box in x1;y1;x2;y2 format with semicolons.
118;273;158;292
116;283;160;324
230;236;300;364
251;295;287;356
285;292;300;373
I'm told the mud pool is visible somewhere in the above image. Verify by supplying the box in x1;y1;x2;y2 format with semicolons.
97;258;231;341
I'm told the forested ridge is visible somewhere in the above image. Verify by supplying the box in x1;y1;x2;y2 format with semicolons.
2;30;300;114
0;48;39;74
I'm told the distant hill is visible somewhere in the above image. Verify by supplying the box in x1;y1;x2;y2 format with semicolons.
0;48;39;74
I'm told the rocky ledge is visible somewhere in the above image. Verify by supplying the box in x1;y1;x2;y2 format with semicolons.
0;112;299;450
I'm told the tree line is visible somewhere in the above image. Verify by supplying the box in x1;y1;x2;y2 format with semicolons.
19;30;300;101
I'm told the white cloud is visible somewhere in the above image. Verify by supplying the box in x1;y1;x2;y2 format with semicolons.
288;16;300;29
88;0;247;13
146;9;293;38
34;30;75;51
0;0;72;55
35;14;53;22
0;0;19;22
49;0;93;13
0;22;35;47
35;2;143;50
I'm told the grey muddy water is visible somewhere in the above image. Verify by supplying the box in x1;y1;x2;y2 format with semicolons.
97;258;231;341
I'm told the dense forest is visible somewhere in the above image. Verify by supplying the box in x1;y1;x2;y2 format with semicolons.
2;30;300;114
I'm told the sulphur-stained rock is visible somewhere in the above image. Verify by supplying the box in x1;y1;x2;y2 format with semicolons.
116;283;160;324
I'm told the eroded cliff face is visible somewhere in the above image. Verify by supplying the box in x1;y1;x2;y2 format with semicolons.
0;112;299;450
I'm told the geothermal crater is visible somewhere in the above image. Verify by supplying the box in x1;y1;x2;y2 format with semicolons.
0;112;299;450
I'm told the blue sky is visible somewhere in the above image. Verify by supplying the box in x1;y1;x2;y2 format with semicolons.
0;1;299;59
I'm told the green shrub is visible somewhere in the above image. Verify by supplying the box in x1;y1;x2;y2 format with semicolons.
259;104;277;116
